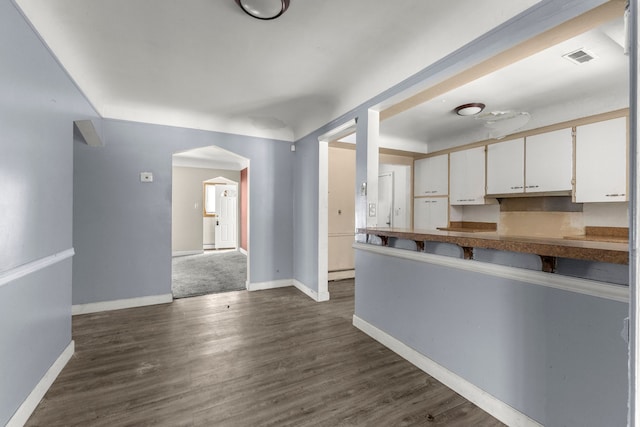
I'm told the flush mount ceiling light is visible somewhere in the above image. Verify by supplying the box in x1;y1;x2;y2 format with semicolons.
235;0;290;20
454;103;486;116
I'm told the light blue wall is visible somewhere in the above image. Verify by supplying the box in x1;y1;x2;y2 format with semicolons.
355;248;628;426
0;0;99;424
73;119;294;304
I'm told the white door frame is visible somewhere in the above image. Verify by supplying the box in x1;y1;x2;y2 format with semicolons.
318;119;358;302
171;148;250;287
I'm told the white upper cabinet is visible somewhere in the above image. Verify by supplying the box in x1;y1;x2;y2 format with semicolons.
525;128;573;193
486;138;524;195
450;146;486;205
575;117;628;203
414;154;448;197
414;197;448;230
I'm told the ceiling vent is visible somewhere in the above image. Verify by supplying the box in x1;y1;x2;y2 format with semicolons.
562;48;597;65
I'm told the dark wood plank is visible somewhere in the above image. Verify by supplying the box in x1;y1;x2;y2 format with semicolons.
26;281;504;427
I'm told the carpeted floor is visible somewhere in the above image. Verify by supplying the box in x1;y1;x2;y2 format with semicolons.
172;250;247;299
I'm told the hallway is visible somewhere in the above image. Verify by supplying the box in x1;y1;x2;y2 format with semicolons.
27;281;502;426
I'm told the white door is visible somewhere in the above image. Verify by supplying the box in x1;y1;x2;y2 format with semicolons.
378;172;394;227
215;185;238;249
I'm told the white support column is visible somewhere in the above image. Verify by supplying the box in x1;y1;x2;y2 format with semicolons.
366;110;380;228
318;139;329;301
355;109;381;236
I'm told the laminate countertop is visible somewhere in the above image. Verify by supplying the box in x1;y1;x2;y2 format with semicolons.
358;227;629;265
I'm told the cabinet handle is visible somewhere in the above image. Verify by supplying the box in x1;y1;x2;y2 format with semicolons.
423;190;437;194
510;186;523;190
525;185;539;189
606;193;625;197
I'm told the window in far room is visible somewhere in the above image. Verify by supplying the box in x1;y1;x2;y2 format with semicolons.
203;182;216;217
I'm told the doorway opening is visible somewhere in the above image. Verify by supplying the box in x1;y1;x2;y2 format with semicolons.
171;145;249;299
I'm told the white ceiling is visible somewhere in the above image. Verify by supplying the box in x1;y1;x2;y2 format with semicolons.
173;145;248;170
380;16;630;153
15;0;539;142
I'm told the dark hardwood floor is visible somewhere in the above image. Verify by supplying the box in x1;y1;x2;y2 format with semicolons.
26;280;504;426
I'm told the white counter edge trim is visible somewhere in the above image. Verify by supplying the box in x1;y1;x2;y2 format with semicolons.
353;243;629;303
0;248;75;288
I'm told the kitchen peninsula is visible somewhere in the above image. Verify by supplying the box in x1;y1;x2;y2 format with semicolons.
359;226;628;270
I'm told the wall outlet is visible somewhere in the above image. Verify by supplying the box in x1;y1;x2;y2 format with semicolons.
140;172;153;183
368;203;376;217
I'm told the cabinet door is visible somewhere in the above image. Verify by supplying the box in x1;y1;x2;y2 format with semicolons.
414;154;448;196
413;198;448;230
450;147;486;205
429;197;449;229
525;128;572;192
413;198;431;229
575;117;628;202
486;138;524;195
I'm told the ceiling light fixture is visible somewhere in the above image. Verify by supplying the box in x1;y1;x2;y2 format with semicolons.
454;103;485;116
235;0;290;20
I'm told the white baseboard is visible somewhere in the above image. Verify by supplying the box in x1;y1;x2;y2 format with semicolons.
293;280;330;302
352;315;542;427
246;279;330;303
239;247;247;256
247;279;292;291
172;250;203;257
7;340;75;427
328;269;355;281
72;293;173;315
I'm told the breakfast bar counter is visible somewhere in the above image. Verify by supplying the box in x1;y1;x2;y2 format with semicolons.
358;227;629;271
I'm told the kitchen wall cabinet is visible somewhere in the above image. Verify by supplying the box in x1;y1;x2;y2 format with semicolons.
450;146;486;205
414;197;448;230
486;138;524;195
575;117;628;202
414;154;448;197
487;130;572;196
525;128;573;193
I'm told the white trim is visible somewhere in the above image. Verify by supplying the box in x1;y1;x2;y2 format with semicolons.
247;279;292;292
72;294;173;315
239;247;247;256
318;119;357;143
317;119;357;304
293;279;330;302
352;316;542;427
6;340;75;427
353;242;629;303
318;139;329;301
328;269;355;281
0;248;74;288
172;250;203;257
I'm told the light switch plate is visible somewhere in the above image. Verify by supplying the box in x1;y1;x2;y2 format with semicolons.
140;172;153;183
368;203;376;217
